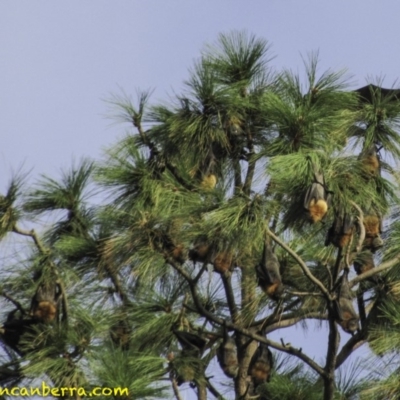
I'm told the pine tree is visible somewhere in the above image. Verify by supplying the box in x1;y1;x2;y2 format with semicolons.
1;31;400;400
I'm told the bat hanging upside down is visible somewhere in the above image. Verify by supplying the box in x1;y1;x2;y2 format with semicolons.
334;273;359;335
325;212;355;249
255;240;283;301
217;323;238;378
304;171;331;223
248;341;274;387
30;281;62;323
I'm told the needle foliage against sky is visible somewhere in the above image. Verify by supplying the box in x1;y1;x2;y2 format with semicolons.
0;0;399;374
1;1;400;189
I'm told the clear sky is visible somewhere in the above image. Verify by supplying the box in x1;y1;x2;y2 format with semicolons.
1;1;398;396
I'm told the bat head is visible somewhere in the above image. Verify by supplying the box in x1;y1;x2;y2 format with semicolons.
32;301;57;323
342;318;359;335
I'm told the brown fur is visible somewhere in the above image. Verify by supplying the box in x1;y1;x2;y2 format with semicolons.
264;282;279;298
213;252;233;274
32;301;57;323
337;232;353;248
256;242;284;301
335;278;359;335
30;282;61;323
364;215;380;237
354;252;375;275
189;243;210;263
309;199;328;222
217;334;238;378
338;306;359;334
363;155;379;176
249;361;271;384
248;343;273;386
170;244;186;263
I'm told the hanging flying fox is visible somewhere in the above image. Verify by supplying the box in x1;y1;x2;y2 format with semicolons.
1;309;38;355
353;250;375;275
30;281;62;323
217;324;238;378
248;342;274;387
304;172;331;223
353;250;380;284
189;237;211;264
255;240;283;301
353;84;400;104
363;209;384;252
172;328;207;358
334;272;359;335
359;145;380;178
325;212;355;249
213;252;234;275
153;231;186;264
171;328;207;386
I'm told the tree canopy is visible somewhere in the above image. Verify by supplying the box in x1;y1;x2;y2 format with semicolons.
1;31;400;400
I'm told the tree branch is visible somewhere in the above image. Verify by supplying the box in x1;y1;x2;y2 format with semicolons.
0;292;26;314
323;306;340;400
242;126;255;196
335;330;366;369
221;274;239;324
167;258;326;377
349;255;400;288
267;229;332;300
12;225;48;254
12;224;69;324
169;370;184;400
206;379;224;399
265;312;327;334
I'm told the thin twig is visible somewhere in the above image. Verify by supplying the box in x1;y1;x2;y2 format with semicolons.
206;379;224;399
169;371;184;400
221;273;239;324
12;224;69;324
267;229;332;300
0;292;26;314
287;290;324;297
265;312;327;334
350;255;400;287
335;330;366;369
167;258;326;377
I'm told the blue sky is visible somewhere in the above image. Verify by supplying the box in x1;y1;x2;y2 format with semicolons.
2;1;400;182
1;1;398;395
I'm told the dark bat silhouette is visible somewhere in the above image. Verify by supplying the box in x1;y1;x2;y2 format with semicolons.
353;250;380;284
1;310;37;355
353;84;400;104
30;281;62;323
304;172;330;223
172;328;207;357
325;212;354;248
189;237;211;263
171;328;207;386
255;240;283;301
213;252;234;275
248;342;274;387
353;251;375;275
334;273;359;335
217;324;238;378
